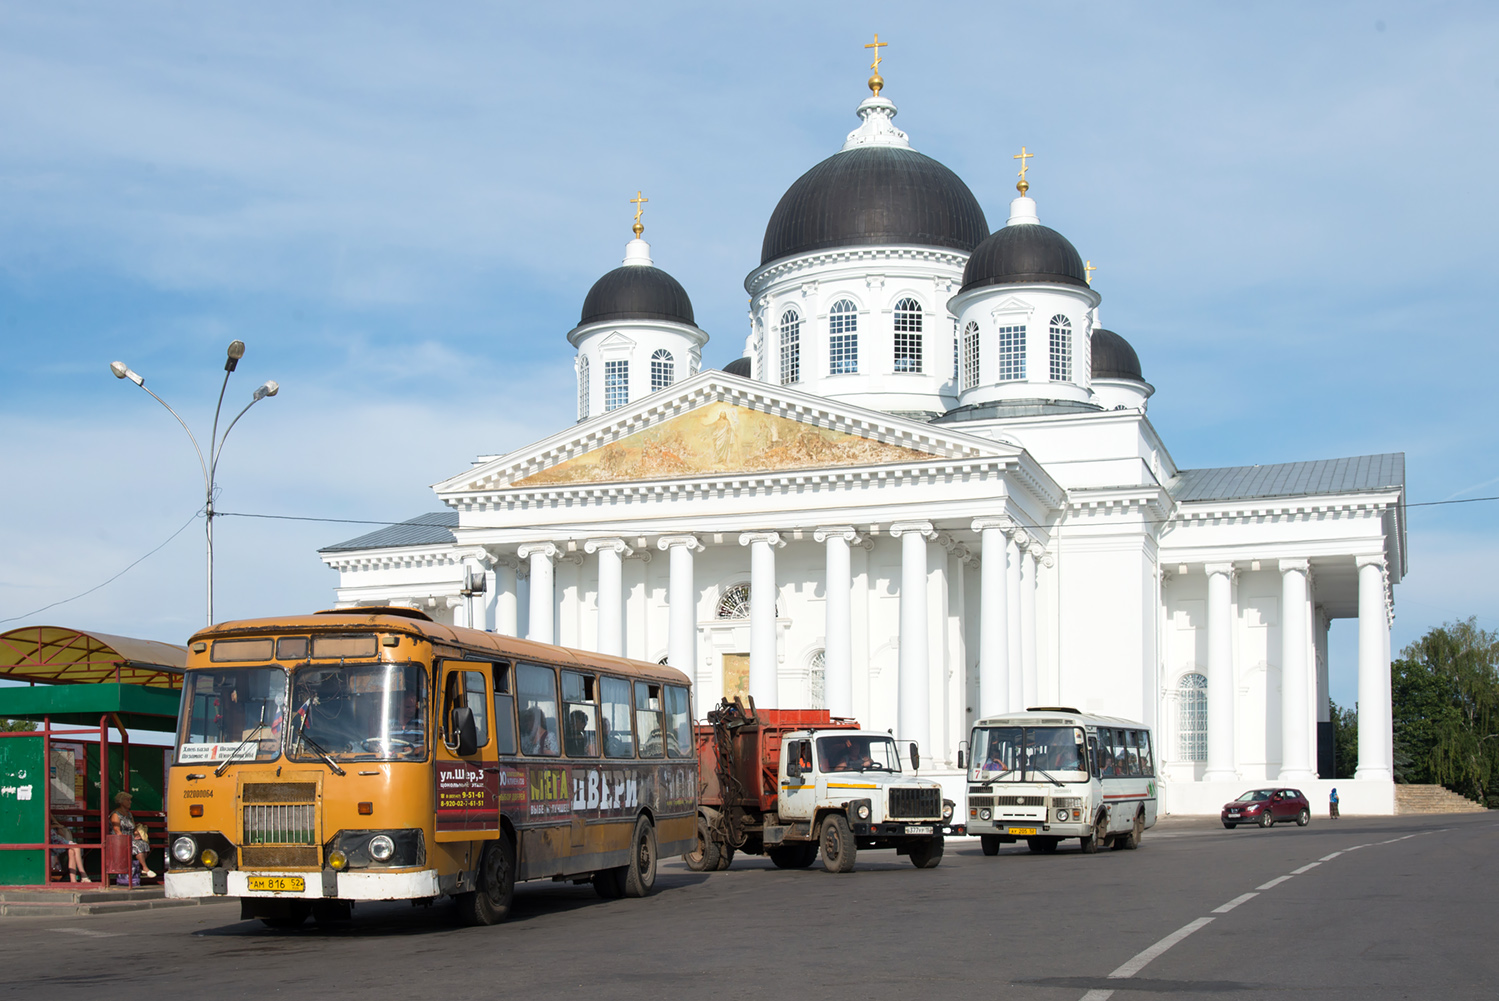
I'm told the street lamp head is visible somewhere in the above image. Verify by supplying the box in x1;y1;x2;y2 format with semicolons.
225;340;246;372
110;361;144;387
253;380;279;401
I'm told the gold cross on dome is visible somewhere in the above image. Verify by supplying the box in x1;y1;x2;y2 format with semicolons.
864;33;888;96
1085;260;1098;285
1013;146;1034;194
630;190;648;237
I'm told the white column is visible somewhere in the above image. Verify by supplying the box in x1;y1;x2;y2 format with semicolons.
1202;563;1238;781
815;526;859;719
584;538;631;656
972;518;1012;717
1278;559;1314;781
1006;531;1022;711
517;542;558;645
658;535;703;708
447;595;468;629
1018;535;1039;711
891;522;936;749
1356;555;1392;780
494;558;519;637
739;532;784;709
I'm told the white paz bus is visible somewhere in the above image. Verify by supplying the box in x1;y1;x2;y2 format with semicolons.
964;709;1157;855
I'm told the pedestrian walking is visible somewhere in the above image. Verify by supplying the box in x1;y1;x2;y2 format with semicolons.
1329;787;1339;819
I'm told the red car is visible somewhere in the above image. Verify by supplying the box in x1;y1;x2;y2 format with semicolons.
1221;788;1311;829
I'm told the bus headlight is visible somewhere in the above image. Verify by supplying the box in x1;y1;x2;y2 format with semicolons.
328;849;349;871
200;848;219;868
1056;808;1069;822
172;836;197;864
368;835;395;862
979;808;992;821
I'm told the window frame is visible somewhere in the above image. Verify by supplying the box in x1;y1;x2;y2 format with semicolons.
828;299;859;375
779;310;801;385
649;349;674;392
997;323;1027;381
962;320;981;390
1049;314;1073;383
892;298;924;374
603;358;629;412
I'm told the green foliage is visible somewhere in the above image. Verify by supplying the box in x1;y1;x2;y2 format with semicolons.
1392;618;1499;805
0;718;37;732
1329;702;1358;779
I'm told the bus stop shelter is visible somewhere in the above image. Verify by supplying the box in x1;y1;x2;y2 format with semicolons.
0;626;184;887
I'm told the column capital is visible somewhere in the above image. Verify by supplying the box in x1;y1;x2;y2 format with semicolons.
889;520;936;540
1354;553;1388;571
444;596;466;609
491;553;523;571
1277;557;1311;574
1204;561;1237;579
516;542;559;561
970;516;1016;535
813;525;860;544
455;547;497;567
739;531;785;548
657;535;705;553
584;537;633;557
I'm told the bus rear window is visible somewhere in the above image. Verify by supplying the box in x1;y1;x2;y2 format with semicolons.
312;634;377;659
210;638;274;662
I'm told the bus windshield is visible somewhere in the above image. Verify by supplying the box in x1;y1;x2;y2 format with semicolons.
287;663;429;762
816;734;902;773
970;725;1088;783
177;667;288;764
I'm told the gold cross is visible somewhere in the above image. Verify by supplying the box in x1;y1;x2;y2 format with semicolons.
1085;260;1098;285
630;191;648;237
864;33;888;96
1013;146;1034;194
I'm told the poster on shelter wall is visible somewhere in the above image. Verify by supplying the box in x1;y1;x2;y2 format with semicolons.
50;748;76;808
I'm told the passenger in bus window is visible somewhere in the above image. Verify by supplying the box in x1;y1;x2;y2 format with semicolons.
520;707;559;755
566;709;597;756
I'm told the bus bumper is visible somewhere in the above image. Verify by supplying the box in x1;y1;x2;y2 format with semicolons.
166;868;441;901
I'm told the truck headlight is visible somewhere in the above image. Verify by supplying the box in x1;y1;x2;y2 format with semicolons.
942;801;954;820
172;836;197;864
856;803;870;820
368;835;395;861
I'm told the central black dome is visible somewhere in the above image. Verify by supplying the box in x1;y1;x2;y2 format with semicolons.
960;223;1088;292
760;146;989;267
580;265;696;327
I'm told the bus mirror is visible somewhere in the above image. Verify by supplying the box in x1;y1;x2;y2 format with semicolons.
909;743;920;770
957;749;965;770
451;706;479;756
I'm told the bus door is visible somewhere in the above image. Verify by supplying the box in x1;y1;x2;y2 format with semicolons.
435;662;498;841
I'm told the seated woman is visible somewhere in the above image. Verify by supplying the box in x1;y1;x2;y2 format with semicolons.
109;792;155;882
50;813;90;883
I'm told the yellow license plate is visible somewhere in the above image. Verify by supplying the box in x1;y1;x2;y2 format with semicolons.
247;876;305;893
1008;827;1038;836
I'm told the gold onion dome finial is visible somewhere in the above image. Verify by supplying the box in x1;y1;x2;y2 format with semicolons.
630;190;648;238
864;33;887;97
1013;146;1034;195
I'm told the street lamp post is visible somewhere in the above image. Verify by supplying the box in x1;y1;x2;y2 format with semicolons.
111;340;279;625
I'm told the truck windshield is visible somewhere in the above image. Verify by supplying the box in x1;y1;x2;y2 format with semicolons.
177;667;288;765
970;726;1087;783
286;662;429;762
817;735;902;773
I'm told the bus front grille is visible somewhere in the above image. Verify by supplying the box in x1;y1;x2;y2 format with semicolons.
243;803;317;846
994;795;1046;807
887;787;942;819
241;846;320;869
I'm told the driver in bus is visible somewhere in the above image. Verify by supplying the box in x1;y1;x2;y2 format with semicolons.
387;688;426;756
980;743;1009;776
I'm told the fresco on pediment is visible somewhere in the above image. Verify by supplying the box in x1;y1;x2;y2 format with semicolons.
512;402;939;486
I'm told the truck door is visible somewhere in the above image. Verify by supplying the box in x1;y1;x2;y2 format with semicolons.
779;738;816;821
434;662;499;841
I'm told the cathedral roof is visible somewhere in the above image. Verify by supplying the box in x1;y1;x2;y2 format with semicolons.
580;263;696;327
1169;453;1405;503
320;511;457;553
960;220;1088;292
1091;328;1146;382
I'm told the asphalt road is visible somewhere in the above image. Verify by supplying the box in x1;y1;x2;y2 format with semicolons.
3;813;1495;1000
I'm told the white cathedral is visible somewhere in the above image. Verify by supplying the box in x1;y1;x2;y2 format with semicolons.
319;77;1406;815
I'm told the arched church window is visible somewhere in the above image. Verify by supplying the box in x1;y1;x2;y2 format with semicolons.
807;649;826;710
962;321;981;390
578;356;590;421
829;300;859;375
779;310;801;385
1179;673;1207;762
1049;314;1073;382
650;349;674;392
604;359;629;411
952;319;959;380
716;583;752;619
997;324;1026;381
893;298;923;373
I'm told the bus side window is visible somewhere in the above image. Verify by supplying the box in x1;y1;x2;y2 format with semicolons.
1138;730;1154;777
492;662;516;755
635;682;665;758
516;663;560;756
1125;730;1141;777
600;676;635;758
664;685;692;758
562;670;599;757
1087;734;1100;777
442;668;490;751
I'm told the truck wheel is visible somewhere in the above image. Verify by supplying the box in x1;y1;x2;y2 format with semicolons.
683;816;721;873
622;816;658;898
820;814;857;873
980;834;1001;856
768;844;817;869
1080;812;1107;854
456;835;516;926
714;844;736;871
908;835;944;869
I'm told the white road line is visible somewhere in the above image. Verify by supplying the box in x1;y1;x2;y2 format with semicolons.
1290;862;1322;874
1319;851;1344;861
1108;917;1216;979
1212;892;1259;913
51;928;122;938
1256;875;1293;890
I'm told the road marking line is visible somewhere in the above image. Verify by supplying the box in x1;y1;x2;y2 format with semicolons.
1108;917;1216;979
52;928;122;938
1212;892;1258;913
1257;875;1293;890
1319;851;1344;861
1290;862;1322;874
1078;991;1114;1000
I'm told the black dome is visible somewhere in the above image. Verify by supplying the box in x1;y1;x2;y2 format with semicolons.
580;265;695;327
960;223;1088;292
760;146;989;267
1091;328;1145;382
722;357;753;377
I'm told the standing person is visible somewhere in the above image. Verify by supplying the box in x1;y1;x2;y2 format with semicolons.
109;792;156;882
1329;787;1340;819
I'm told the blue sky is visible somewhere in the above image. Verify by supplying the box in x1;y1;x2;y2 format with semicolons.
2;1;1496;714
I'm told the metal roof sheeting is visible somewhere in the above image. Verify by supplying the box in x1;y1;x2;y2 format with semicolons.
319;511;458;553
1169;453;1404;504
0;627;186;689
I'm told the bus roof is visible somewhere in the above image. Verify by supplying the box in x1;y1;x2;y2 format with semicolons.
973;709;1150;729
187;609;692;688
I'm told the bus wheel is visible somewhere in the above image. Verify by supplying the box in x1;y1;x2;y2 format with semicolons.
684;816;721;873
980;834;1001;856
623;815;658;898
908;835;944;869
457;836;516;926
820;814;857;873
1080;812;1107;854
1120;811;1144;850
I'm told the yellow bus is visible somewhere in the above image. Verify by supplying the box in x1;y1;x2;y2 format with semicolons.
162;608;696;926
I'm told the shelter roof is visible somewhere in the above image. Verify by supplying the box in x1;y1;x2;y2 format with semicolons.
0;682;181;731
1168;453;1404;504
0;627;185;690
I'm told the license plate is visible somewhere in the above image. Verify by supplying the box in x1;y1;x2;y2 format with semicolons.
1228;811;1240;817
1008;827;1038;836
905;826;933;835
247;876;304;893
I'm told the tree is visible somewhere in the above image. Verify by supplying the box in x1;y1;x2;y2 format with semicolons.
1329;702;1358;779
1;718;37;732
1392;618;1499;805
